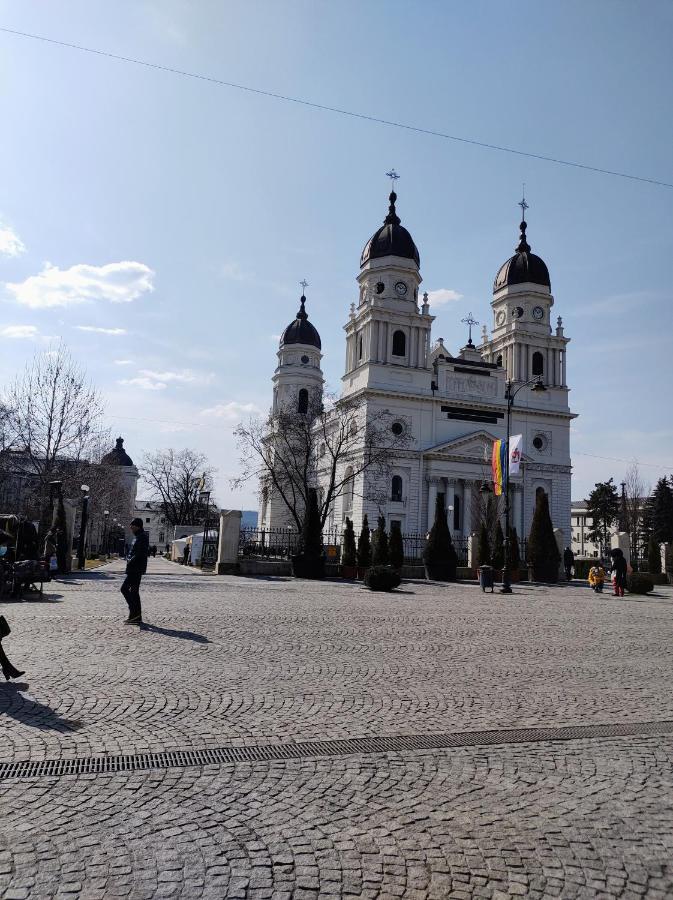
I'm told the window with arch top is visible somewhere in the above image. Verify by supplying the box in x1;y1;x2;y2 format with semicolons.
391;475;403;502
532;351;544;377
392;330;406;357
298;388;308;414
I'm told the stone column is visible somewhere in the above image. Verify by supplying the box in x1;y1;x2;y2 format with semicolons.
446;479;456;533
427;478;439;531
462;480;472;537
217;509;242;575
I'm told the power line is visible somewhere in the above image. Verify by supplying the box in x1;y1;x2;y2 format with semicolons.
2;25;672;191
574;452;672;471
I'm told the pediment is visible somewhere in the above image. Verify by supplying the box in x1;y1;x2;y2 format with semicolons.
424;430;532;463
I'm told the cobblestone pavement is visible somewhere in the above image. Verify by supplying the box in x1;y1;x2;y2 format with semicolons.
1;559;672;898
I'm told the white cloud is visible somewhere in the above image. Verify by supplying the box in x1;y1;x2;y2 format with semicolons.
220;260;249;281
201;401;260;421
76;325;128;335
0;324;39;339
7;261;155;308
114;359;133;366
119;376;167;391
270;334;281;341
0;224;26;257
425;288;463;307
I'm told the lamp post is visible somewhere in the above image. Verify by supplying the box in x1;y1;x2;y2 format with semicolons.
77;484;90;570
500;377;547;594
103;510;110;559
198;489;211;569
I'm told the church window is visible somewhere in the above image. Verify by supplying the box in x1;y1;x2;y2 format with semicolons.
532;351;544;377
301;354;309;364
533;434;547;452
357;336;363;360
391;421;404;436
496;354;503;367
392;330;406;357
391;476;403;502
376;281;385;294
298;388;308;414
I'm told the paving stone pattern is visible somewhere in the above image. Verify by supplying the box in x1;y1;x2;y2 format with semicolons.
1;559;672;898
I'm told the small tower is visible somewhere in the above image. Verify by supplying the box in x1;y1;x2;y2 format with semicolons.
272;287;324;416
344;176;434;396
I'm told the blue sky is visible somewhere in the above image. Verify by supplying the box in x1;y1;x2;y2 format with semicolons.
1;0;671;509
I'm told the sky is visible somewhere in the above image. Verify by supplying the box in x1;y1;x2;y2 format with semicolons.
0;0;672;509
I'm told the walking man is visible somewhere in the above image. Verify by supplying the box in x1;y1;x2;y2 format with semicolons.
563;546;575;581
121;518;149;625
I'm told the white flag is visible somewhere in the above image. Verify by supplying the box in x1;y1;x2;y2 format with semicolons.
508;434;523;475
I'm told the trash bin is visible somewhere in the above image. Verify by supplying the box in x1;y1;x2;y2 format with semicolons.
478;565;494;593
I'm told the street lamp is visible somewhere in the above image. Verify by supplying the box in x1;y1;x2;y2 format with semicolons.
103;510;110;559
198;489;211;569
77;484;90;571
500;377;546;594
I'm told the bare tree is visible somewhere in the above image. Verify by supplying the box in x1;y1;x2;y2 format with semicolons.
140;448;216;526
3;344;104;529
624;461;648;569
232;394;412;531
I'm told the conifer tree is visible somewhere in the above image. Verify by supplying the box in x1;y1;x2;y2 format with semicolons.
510;527;521;571
372;515;389;566
648;477;673;545
491;520;505;570
357;514;372;568
527;490;561;582
342;517;356;567
647;535;662;574
585;479;620;556
476;521;491;567
389;521;404;570
423;493;457;580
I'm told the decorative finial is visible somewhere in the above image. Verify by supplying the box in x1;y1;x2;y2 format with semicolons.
481;324;488;342
516;187;531;253
384;169;401;226
518;184;529;222
299;278;309;298
297;281;309;319
461;312;479;347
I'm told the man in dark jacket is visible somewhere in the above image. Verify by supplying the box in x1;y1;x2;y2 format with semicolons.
563;546;575;581
121;518;150;624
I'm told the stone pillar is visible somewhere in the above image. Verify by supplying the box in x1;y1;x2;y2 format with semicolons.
467;532;478;568
427;478;439;531
217;510;242;575
610;531;631;566
446;479;456;534
462;480;472;537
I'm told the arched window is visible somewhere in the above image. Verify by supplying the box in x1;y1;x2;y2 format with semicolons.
532;351;544;377
392;330;406;357
298;388;308;414
343;466;354;517
391;475;403;502
357;336;363;360
496;354;503;367
453;495;461;531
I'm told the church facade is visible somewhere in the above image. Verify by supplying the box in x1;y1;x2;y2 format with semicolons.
261;186;574;547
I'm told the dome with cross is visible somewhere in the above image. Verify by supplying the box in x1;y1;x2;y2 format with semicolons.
494;218;551;291
360;173;420;268
280;293;321;349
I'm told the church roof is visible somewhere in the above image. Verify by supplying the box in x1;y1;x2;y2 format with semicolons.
280;295;321;349
494;220;551;291
360;190;420;268
102;436;134;467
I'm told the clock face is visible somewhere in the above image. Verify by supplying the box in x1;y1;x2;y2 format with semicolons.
532;306;544;320
395;281;408;296
512;306;524;319
496;311;506;326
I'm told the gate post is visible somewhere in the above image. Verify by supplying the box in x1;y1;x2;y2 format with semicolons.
217;510;242;575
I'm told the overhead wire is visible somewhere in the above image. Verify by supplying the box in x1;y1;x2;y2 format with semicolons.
1;25;672;190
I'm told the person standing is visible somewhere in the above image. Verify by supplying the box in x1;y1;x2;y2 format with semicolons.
120;518;150;625
610;548;628;598
0;615;25;681
563;546;575;581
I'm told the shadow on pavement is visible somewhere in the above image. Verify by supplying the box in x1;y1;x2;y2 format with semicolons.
139;623;210;643
0;682;83;732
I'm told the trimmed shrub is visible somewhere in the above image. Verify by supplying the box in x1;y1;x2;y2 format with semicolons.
423;493;457;581
475;522;491;568
527;491;561;582
627;573;654;594
364;565;401;592
342;517;356;567
372;516;389;566
389;521;404;570
647;536;662;575
357;515;372;569
491;521;505;570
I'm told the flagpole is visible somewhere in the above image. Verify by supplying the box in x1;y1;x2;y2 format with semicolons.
500;376;547;595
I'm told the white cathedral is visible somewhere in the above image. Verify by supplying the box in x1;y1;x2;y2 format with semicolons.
260;183;574;546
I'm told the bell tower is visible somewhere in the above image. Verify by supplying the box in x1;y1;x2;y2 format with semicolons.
272;285;324;416
343;175;434;397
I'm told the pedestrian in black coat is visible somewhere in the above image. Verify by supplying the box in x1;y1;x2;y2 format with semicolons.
120;518;150;625
563;547;575;581
610;548;628;598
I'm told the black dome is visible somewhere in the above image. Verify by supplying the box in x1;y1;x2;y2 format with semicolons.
494;221;551;291
280;296;321;349
360;191;420;267
102;437;134;467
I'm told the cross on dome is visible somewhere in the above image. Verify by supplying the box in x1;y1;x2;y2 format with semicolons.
461;312;479;347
